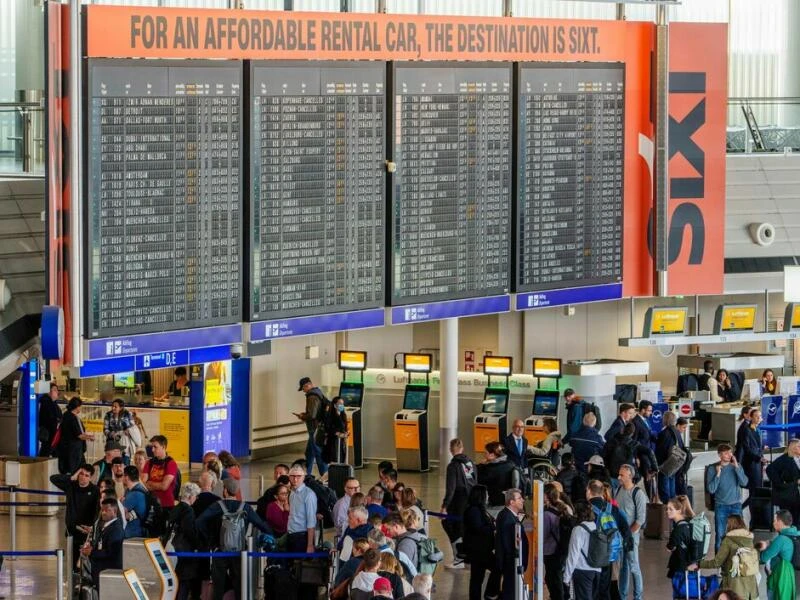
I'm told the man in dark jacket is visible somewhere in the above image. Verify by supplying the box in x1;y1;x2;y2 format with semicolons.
477;442;520;507
504;419;530;470
441;438;476;568
563;389;601;443
295;377;329;478
603;423;657;488
604;403;636;442
632;400;656;450
37;383;62;457
51;464;100;569
82;497;124;589
569;412;605;472
495;488;528;600
587;479;632;600
766;438;800;526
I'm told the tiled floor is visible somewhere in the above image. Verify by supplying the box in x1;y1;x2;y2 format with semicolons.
0;452;774;599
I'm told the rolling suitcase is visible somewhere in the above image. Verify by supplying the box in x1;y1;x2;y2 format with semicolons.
749;486;773;531
327;441;354;499
644;479;670;540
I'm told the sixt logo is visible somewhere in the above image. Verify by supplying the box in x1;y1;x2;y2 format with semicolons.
768;403;778;416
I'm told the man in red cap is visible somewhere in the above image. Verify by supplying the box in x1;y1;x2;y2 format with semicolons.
372;577;394;598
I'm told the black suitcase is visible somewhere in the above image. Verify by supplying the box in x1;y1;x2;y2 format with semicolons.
263;564;299;600
749;486;773;531
327;442;354;499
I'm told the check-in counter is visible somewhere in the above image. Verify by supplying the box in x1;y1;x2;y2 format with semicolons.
677;353;785;372
708;403;747;443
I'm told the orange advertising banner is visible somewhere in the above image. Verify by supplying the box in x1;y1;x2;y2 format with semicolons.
666;23;727;295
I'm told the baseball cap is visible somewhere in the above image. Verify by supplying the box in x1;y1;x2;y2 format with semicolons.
373;577;393;594
298;377;311;391
585;455;605;467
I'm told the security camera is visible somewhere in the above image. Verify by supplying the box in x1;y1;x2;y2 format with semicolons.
230;343;243;359
748;222;776;247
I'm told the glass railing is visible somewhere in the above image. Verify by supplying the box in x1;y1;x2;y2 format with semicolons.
0;94;45;177
727;97;800;153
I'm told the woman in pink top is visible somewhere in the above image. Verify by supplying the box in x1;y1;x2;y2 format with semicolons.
266;484;290;536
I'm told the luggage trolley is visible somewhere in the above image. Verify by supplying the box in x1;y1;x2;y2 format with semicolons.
394;353;433;472
524;358;562;447
473;355;513;453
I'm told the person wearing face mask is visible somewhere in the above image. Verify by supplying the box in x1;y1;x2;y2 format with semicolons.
322;395;349;465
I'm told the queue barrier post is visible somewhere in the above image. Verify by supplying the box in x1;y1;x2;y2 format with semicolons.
66;536;73;600
9;486;16;560
258;474;264;497
241;548;249;600
56;548;64;600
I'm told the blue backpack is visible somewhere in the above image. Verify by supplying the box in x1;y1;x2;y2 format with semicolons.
593;502;623;563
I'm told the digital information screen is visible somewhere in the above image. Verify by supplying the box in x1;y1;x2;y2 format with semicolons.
533;389;559;416
517;64;624;292
250;62;385;320
339;382;365;408
87;60;242;338
391;63;512;305
482;389;509;414
403;385;430;411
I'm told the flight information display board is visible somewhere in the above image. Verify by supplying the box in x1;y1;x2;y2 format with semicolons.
87;60;242;338
250;62;385;320
517;63;624;292
390;63;512;305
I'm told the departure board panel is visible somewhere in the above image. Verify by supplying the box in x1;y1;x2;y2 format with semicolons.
250;62;385;320
391;63;512;305
517;63;624;292
87;60;242;338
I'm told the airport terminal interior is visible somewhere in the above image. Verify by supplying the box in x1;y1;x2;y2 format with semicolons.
3;0;800;599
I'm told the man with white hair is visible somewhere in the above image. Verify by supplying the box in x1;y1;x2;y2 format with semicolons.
411;573;433;599
333;477;361;537
193;470;221;517
287;464;318;554
338;505;373;562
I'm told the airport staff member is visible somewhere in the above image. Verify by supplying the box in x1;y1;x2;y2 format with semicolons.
157;367;189;401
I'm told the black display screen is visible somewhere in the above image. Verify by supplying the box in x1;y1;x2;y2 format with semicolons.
482;388;509;414
403;385;430;411
533;389;559;417
339;381;364;408
250;62;385;320
516;63;624;292
390;63;512;305
86;60;242;338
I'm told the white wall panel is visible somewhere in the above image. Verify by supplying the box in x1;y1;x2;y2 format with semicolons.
512;0;613;20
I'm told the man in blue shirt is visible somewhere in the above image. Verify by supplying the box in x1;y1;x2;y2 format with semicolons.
569;412;606;472
121;465;148;537
287;465;318;554
705;443;748;552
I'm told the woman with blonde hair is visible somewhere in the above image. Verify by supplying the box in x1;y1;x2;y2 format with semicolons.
400;488;425;532
689;514;758;599
378;552;413;597
665;495;696;579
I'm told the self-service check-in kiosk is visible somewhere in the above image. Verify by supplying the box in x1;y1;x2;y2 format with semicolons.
394;353;432;472
119;538;177;600
473;356;513;453
99;569;150;599
524;358;562;447
338;350;367;469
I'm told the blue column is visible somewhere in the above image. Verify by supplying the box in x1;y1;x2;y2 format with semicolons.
17;359;37;456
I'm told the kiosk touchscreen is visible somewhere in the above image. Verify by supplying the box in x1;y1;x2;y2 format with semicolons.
524;358;562;447
394;354;432;472
98;569;151;600
338;351;368;469
121;538;177;600
473;356;513;453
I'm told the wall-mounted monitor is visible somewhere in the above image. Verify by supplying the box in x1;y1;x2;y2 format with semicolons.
339;381;365;408
532;389;559;416
403;385;430;411
403;353;432;373
482;388;509;414
532;358;562;378
114;372;135;389
643;307;688;337
484;356;512;376
338;350;367;371
713;304;757;334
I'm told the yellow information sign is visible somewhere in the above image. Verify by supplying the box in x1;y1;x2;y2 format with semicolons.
484;356;512;376
719;305;756;331
793;305;800;329
338;350;367;370
532;358;562;378
649;308;687;335
403;353;432;373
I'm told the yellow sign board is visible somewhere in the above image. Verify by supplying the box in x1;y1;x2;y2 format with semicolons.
719;305;756;331
403;353;432;373
532;358;562;378
649;308;687;335
791;305;800;329
338;350;367;370
484;355;512;376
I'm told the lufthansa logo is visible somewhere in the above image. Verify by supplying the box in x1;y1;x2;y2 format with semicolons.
652;410;662;420
768;403;778;416
376;374;385;384
792;402;800;418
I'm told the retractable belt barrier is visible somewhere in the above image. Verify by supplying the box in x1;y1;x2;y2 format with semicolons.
0;548;65;600
426;510;462;521
758;422;800;430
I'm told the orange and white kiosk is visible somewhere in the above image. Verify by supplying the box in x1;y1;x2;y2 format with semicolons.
338;350;367;469
473;356;513;453
394;353;432;472
524;358;562;447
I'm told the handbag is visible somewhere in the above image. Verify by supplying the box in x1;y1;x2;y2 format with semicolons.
660;443;688;477
50;424;63;449
126;423;142;449
294;557;329;586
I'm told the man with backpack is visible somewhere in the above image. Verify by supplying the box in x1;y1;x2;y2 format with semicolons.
756;509;799;600
142;435;179;510
196;478;272;600
569;413;606;473
586;479;632;600
613;465;647;600
603;423;657;492
563;389;602;444
704;443;748;552
295;376;330;478
121;465;149;537
495;488;529;600
440;438;476;569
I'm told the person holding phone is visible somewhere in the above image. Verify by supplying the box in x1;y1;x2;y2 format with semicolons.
51;464;100;571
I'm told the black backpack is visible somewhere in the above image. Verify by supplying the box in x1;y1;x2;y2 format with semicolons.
546;507;576;563
581;522;615;568
139;488;165;536
704;462;718;511
789;534;800;571
608;439;636;478
304;475;336;528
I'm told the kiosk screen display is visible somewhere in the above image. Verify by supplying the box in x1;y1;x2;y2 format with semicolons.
403;386;429;411
114;372;135;389
482;389;509;414
339;382;364;408
533;390;559;416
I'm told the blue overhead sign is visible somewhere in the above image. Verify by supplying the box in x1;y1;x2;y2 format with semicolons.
516;283;622;311
135;350;189;371
391;295;510;325
80;345;235;377
250;308;385;341
87;324;242;360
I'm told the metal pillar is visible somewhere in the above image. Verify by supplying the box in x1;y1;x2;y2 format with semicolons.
70;0;83;366
439;318;458;469
653;4;670;297
503;0;512;17
56;549;65;600
377;0;386;13
616;3;625;20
